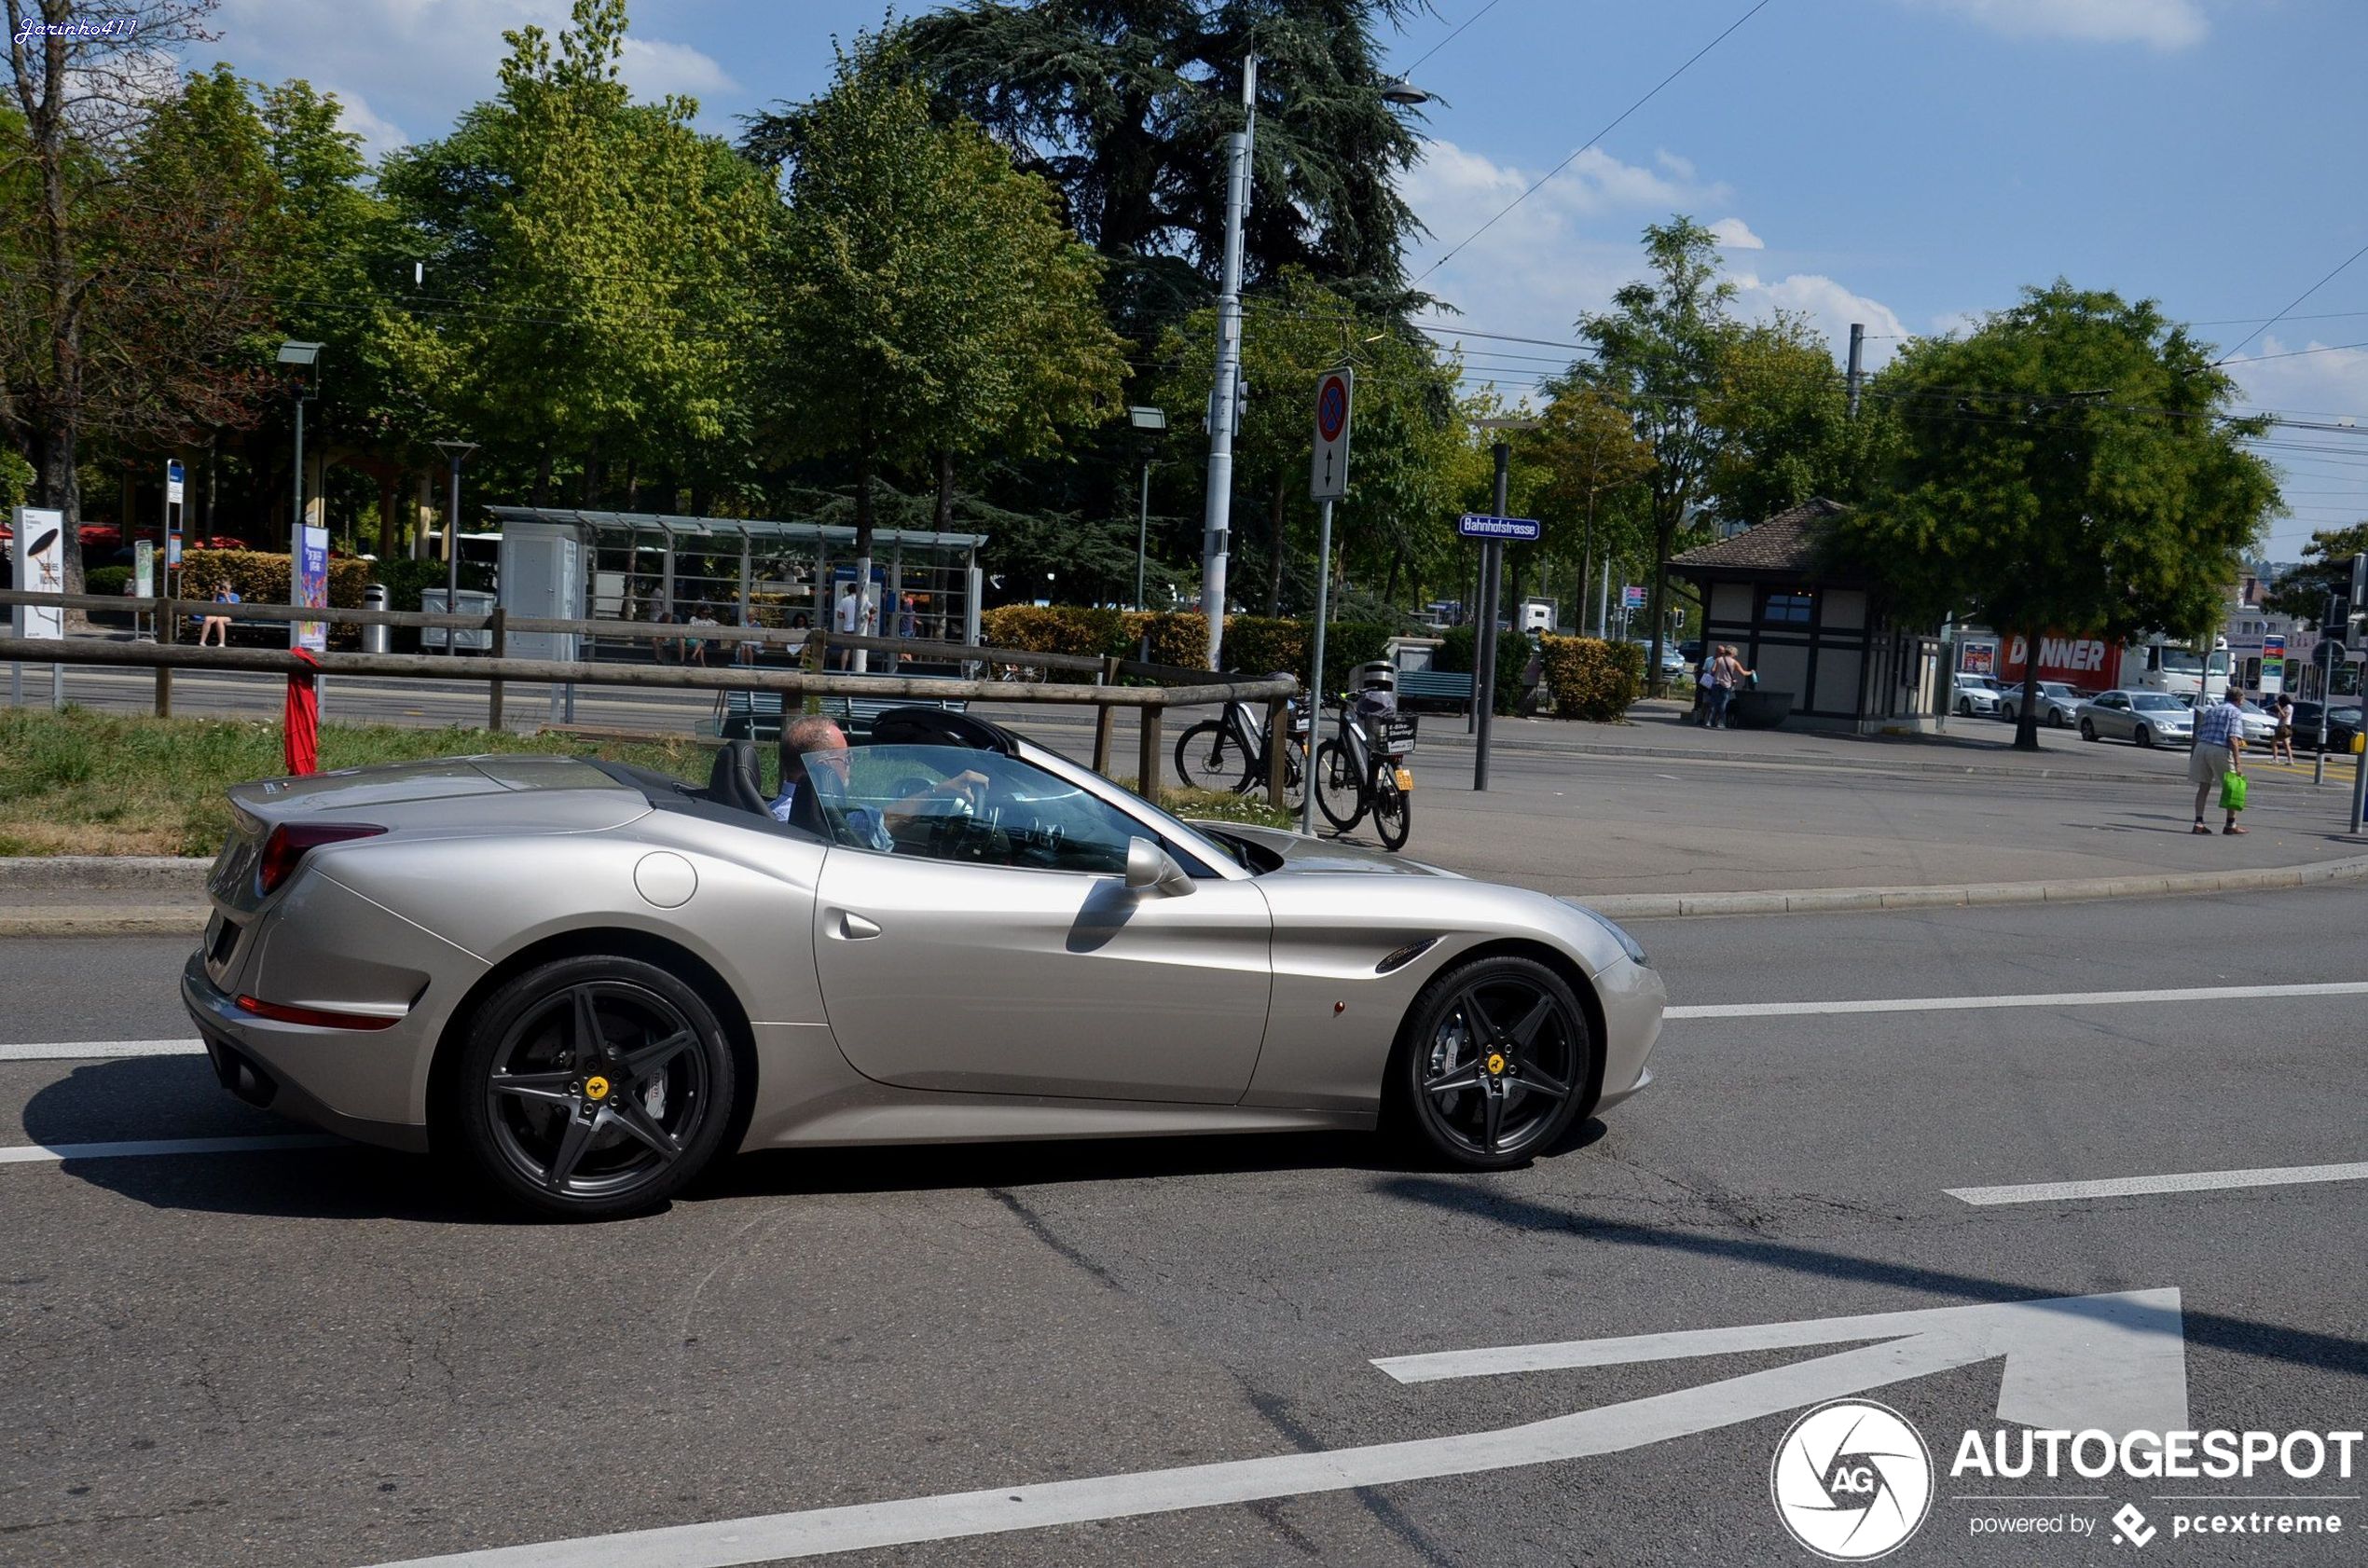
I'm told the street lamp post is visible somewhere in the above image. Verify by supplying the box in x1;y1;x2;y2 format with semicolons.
432;439;478;657
1471;417;1537;792
276;342;323;550
1128;406;1166;611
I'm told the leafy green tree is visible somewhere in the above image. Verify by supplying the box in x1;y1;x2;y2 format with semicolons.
758;31;1126;567
1563;216;1740;691
2263;522;2368;632
1830;282;2283;750
1703;313;1893;528
1519;385;1655;632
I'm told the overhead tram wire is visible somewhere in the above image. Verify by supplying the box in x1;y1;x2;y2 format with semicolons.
1395;0;1507;76
1410;0;1781;286
2212;237;2368;366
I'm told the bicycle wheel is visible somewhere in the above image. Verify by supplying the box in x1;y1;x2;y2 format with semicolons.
1315;739;1366;831
1371;767;1411;851
1274;737;1308;815
1175;720;1253;792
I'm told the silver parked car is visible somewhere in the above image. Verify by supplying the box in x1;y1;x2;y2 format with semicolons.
2077;689;2194;748
1998;680;2085;728
184;709;1665;1218
1952;672;2001;717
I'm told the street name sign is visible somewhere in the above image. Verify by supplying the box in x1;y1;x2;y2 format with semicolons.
1310;369;1352;501
1456;513;1540;542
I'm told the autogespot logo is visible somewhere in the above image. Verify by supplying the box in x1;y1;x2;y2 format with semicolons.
1770;1399;1935;1561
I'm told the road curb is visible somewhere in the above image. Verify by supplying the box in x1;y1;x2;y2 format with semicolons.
0;855;210;891
0;905;212;937
1583;853;2368;920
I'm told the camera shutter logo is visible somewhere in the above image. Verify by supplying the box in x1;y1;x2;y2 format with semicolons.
1769;1399;1933;1561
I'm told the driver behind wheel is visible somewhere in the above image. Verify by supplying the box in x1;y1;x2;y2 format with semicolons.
773;717;990;852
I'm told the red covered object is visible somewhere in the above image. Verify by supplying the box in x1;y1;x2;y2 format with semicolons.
283;647;320;776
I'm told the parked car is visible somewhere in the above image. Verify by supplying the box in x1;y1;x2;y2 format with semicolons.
2232;700;2279;745
1952;672;2001;717
1997;680;2086;728
2077;689;2194;748
1632;640;1686;677
2286;701;2364;752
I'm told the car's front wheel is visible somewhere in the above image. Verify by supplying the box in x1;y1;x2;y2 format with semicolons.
1957;697;1973;716
1389;956;1593;1171
2080;720;2098;741
448;955;738;1219
2134;725;2154;748
2048;708;2067;729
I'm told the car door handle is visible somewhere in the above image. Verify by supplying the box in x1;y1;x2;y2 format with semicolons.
830;910;883;941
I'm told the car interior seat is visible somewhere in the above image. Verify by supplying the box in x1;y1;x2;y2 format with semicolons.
702;739;770;816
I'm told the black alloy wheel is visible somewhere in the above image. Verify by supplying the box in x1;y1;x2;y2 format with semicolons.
1371;766;1412;851
2134;725;2154;748
451;956;737;1219
1175;720;1253;793
1314;739;1366;831
2080;720;2098;741
2048;708;2068;728
1392;956;1593;1170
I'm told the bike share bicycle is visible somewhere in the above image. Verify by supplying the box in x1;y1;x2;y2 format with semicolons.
1315;661;1416;851
1173;674;1310;811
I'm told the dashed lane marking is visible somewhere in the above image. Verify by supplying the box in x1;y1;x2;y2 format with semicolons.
1947;1161;2368;1206
0;1038;206;1061
0;1134;339;1164
1664;979;2368;1021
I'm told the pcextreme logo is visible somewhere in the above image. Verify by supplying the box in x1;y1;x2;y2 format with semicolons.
1770;1400;1934;1561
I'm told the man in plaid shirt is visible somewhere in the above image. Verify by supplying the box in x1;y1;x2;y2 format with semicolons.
2189;686;2248;834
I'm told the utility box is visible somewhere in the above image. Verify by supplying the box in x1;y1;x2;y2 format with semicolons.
498;519;585;663
420;588;496;651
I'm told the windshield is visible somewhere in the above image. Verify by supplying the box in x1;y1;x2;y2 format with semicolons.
2154;649;2201;674
2039;682;2074;696
2131;694;2184;712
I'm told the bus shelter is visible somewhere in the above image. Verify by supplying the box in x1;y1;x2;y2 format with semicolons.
487;508;986;667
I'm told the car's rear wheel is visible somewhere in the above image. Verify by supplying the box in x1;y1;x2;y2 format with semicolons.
2080;720;2098;741
1389;956;1593;1171
450;955;738;1219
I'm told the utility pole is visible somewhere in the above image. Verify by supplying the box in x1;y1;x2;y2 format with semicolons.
1846;323;1865;420
1199;55;1257;671
1475;439;1509;792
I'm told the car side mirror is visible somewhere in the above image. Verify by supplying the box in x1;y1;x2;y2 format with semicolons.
1124;837;1195;897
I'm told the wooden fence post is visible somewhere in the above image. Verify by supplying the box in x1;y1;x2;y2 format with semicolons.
156;597;174;718
1137;701;1163;799
487;606;506;731
1093;655;1120;776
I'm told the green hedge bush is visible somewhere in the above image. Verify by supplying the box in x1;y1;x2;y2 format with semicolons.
85;565;131;596
1539;635;1644;721
1434;624;1535;715
977;606;1391;691
172;550;373;650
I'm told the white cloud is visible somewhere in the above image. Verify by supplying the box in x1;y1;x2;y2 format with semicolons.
619;36;738;103
1707;216;1764;250
1898;0;2209;49
2218;337;2368;552
1402;140;1909;392
329;89;411;161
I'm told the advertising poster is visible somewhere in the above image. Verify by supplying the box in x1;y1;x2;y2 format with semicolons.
1961;640;1997;676
293;523;329;653
9;505;65;640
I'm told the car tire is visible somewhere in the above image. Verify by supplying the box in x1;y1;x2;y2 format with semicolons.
2134;725;2154;749
2001;703;2017;724
1387;956;1594;1172
2079;720;2098;741
2048;709;2067;729
1957;697;1973;716
447;955;739;1220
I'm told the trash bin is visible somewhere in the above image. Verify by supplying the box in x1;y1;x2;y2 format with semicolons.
362;583;391;653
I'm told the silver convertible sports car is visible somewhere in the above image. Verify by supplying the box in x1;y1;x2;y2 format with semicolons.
184;709;1663;1217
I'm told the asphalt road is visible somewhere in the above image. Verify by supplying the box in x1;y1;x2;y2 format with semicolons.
4;886;2365;1566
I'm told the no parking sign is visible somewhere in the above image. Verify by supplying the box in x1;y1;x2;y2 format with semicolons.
1310;369;1353;501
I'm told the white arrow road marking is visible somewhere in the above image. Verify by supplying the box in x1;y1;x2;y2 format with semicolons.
1948;1162;2368;1206
0;1038;206;1061
358;1289;2184;1568
0;1134;338;1164
1664;979;2368;1021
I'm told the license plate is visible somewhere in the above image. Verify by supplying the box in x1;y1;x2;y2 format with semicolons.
1394;767;1415;792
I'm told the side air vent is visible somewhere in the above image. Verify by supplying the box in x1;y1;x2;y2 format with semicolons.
1376;937;1439;975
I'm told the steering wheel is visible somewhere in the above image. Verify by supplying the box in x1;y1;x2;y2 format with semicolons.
927;807;1006;863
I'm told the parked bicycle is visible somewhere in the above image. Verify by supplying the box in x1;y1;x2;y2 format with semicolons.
1314;691;1417;851
1173;685;1307;809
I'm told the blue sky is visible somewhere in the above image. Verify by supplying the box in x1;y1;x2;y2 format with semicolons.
196;0;2368;553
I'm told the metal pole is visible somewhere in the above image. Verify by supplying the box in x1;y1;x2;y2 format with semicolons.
1301;496;1334;833
2315;632;2332;787
1474;442;1508;792
1199;55;1257;670
1846;323;1865;420
292;397;306;547
444;453;462;654
1136;455;1151;612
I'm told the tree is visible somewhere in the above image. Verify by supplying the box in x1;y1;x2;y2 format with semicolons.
1564;216;1740;693
1520;385;1654;633
0;0;261;589
876;0;1431;334
1830;282;2283;750
1703;313;1892;529
758;31;1125;569
2263;522;2368;631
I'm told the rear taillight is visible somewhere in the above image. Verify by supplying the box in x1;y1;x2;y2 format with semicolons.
256;822;385;896
235;995;401;1031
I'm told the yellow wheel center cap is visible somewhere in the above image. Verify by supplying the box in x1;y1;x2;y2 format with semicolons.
584;1075;612;1101
1485;1052;1507;1076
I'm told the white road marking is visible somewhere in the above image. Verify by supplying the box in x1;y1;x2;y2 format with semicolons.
1948;1162;2368;1206
1665;979;2368;1021
0;1134;338;1164
0;1038;206;1061
360;1290;2184;1568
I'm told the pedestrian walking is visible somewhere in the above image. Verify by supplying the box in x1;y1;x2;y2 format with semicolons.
832;582;861;671
2270;690;2295;763
2190;684;2248;834
1706;645;1754;729
1691;645;1714;725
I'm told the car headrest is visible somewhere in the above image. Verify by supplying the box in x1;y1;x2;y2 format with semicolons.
704;740;769;816
865;707;1019;757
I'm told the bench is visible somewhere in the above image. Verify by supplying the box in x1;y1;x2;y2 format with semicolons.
714;688;967;742
1395;669;1474;715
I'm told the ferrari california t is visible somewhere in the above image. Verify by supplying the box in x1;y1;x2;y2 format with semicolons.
183;708;1663;1217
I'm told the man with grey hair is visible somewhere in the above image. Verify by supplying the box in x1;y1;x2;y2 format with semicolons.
770;716;990;847
770;715;855;826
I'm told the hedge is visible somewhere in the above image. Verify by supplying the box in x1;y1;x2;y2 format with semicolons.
1434;624;1535;715
1539;635;1644;722
85;565;131;596
173;550;373;650
978;606;1390;692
